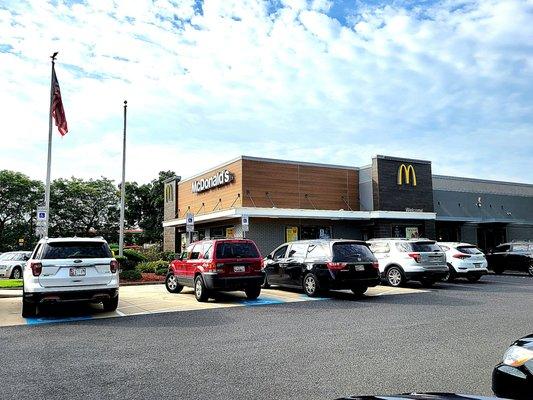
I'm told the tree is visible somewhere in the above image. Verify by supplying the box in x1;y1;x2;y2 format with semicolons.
49;177;120;241
0;170;44;250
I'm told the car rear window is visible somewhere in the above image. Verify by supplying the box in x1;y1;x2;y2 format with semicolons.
215;242;260;259
397;241;441;252
42;242;112;259
456;245;483;255
332;243;375;262
513;244;533;252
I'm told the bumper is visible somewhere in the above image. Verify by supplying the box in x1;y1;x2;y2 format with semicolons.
202;272;265;291
23;288;119;304
403;268;448;281
492;363;532;399
455;268;488;276
317;269;380;289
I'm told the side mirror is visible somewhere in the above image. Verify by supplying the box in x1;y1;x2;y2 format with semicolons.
266;254;272;260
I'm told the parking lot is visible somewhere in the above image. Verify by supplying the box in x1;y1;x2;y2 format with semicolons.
0;283;424;327
0;273;531;400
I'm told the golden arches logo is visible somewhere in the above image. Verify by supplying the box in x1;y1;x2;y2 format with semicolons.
397;164;417;186
165;184;174;202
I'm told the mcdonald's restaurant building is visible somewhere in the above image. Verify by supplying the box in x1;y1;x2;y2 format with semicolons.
162;155;533;255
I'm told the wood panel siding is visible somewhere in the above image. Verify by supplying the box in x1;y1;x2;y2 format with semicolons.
177;159;243;217
241;159;359;211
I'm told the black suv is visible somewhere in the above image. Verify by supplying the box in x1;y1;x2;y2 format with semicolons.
262;239;380;297
486;242;533;276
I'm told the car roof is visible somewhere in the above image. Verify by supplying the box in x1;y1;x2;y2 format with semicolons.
284;239;366;245
368;238;434;242
39;237;107;243
438;242;477;247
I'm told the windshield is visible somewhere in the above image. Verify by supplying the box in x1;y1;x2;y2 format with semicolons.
42;242;112;259
456;246;483;255
332;242;375;262
215;242;260;259
513;244;533;252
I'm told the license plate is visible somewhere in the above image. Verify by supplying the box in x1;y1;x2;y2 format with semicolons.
233;266;245;272
354;265;365;272
474;263;482;268
69;267;86;277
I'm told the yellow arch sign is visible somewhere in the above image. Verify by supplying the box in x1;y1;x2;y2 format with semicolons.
397;164;417;186
165;184;174;202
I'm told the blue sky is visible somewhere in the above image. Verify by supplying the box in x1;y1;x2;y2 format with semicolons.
0;0;532;184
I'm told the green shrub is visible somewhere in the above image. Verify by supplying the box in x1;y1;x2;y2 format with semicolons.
120;270;142;281
155;266;168;276
162;251;177;262
136;262;156;273
142;247;163;262
123;249;147;262
116;256;136;271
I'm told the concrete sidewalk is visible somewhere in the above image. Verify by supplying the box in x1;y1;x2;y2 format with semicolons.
0;289;22;298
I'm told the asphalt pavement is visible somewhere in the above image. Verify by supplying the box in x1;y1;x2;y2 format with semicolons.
1;274;531;400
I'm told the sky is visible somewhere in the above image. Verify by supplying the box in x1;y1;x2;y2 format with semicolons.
0;0;532;184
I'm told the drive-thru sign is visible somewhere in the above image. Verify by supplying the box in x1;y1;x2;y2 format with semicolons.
241;215;249;232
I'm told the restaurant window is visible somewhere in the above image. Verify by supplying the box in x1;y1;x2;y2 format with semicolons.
300;226;331;240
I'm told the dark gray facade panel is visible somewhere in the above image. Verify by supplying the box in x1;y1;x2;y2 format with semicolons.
374;157;434;212
507;225;533;242
434;190;533;223
433;175;533;197
359;166;373;211
461;224;478;244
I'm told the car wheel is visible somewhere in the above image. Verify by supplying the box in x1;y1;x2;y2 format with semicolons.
467;275;481;283
11;266;22;279
493;267;504;275
302;273;321;297
442;264;455;282
351;286;368;296
21;298;37;318
386;266;404;287
528;263;533;277
194;275;210;302
102;295;119;312
262;274;270;289
245;285;261;300
165;273;183;293
420;278;436;288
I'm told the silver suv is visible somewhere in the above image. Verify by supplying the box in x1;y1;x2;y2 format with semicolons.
368;238;448;287
22;237;119;317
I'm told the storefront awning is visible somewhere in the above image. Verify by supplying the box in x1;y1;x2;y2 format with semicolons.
163;207;436;227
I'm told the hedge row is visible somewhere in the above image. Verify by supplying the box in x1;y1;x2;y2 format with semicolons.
136;260;169;275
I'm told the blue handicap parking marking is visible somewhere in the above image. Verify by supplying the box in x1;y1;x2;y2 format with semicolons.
240;296;286;306
25;315;93;325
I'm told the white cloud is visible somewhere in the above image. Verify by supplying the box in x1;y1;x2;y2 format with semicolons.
0;0;531;185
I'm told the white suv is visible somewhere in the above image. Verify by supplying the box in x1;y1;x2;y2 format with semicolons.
437;242;488;282
22;237;119;317
368;238;448;287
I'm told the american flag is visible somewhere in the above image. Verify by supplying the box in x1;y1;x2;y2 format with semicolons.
51;64;68;136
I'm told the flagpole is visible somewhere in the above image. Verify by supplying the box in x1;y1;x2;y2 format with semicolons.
44;53;57;238
118;100;127;257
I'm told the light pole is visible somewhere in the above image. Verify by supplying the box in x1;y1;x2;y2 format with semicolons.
118;100;127;257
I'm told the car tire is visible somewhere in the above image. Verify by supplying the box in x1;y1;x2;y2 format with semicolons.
165;273;183;293
351;286;368;296
443;264;455;283
302;273;322;297
102;295;119;312
10;266;22;279
262;275;270;289
493;267;504;275
386;266;404;287
245;285;261;300
528;263;533;277
194;275;210;302
21;298;37;318
467;275;481;283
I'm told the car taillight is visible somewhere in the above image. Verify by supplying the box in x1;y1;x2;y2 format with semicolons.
453;253;471;259
327;262;347;270
408;253;421;263
110;260;118;273
30;262;42;277
371;262;379;269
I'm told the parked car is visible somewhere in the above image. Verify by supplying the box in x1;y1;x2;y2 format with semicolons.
368;238;448;287
0;251;31;279
486;242;533;276
492;333;533;399
437;242;488;282
22;237;119;317
165;239;265;302
262;239;380;297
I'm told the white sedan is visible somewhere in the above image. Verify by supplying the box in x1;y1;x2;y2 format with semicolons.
0;251;31;279
437;242;488;282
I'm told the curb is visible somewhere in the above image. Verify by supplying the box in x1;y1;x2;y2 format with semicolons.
0;290;22;298
119;281;164;286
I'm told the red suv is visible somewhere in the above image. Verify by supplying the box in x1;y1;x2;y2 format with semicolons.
165;239;265;302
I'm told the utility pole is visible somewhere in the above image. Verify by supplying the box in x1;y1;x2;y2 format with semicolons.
119;100;127;257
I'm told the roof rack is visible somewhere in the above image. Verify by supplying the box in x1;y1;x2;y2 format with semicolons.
368;237;433;241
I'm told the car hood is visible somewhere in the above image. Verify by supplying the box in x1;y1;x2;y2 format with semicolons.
337;394;498;400
513;333;533;350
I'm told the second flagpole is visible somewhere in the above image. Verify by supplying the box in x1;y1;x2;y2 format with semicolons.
118;100;127;257
44;52;57;238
